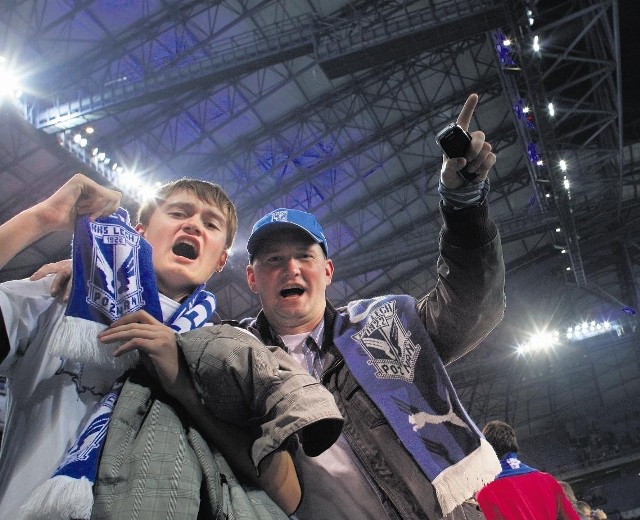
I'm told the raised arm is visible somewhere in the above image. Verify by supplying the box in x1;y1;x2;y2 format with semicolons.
419;94;505;364
0;173;121;270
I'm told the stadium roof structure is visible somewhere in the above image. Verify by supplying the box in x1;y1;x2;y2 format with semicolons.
1;0;639;496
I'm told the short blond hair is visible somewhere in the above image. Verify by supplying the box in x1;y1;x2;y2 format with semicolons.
575;501;591;515
137;178;237;250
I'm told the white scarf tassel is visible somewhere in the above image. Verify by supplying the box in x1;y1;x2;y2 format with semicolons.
49;315;138;370
20;475;93;520
432;438;501;516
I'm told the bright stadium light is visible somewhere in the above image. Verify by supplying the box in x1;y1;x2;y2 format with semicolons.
0;57;22;99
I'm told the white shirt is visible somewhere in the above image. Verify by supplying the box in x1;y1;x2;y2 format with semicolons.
0;276;179;519
281;333;387;520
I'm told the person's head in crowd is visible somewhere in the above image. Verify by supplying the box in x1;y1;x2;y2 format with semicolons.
575;501;591;519
246;208;333;335
481;420;518;459
136;178;237;301
558;480;578;505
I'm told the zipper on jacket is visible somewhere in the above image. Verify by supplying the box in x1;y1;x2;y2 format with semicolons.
320;356;343;384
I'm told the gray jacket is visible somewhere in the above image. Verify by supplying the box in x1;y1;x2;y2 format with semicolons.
92;323;343;519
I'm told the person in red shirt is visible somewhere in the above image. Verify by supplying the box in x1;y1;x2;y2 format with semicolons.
476;421;580;520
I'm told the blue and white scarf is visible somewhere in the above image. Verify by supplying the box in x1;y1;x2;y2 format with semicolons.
496;452;537;479
22;209;217;520
333;295;501;517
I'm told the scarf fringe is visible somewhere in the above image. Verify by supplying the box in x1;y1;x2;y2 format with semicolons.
49;315;138;371
432;438;501;516
21;475;93;520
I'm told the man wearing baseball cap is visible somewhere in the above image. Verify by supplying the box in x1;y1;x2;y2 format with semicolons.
237;94;506;519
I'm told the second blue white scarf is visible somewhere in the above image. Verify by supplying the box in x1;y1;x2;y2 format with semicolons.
496;452;537;479
333;295;500;516
22;209;217;520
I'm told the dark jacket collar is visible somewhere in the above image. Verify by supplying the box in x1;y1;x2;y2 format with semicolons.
254;299;337;351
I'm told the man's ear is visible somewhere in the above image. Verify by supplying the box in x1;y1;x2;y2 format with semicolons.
135;223;145;236
246;264;258;293
325;258;334;285
215;250;229;273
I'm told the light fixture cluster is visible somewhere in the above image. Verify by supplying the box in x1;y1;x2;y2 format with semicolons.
566;320;616;341
494;32;570;187
4;54;158;205
516;319;625;355
493;8;575;273
59;128;160;204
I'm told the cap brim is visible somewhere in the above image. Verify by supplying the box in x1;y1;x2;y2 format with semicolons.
247;221;323;257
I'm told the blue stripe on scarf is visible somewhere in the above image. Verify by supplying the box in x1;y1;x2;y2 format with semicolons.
53;380;124;478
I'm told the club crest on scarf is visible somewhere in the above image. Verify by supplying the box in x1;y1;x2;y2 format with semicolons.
87;220;145;322
351;299;421;382
62;207;162;327
506;456;522;470
496;452;537;479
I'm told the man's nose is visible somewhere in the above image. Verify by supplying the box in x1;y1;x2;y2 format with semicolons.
283;257;301;275
181;217;202;235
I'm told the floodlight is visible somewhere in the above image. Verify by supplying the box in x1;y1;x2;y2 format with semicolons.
0;58;22;99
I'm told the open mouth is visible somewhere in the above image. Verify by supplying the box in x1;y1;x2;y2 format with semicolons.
280;287;304;298
172;241;198;260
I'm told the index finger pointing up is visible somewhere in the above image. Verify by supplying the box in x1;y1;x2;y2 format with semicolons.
455;93;479;131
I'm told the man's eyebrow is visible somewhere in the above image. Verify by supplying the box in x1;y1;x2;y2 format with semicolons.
164;201;225;222
164;201;194;212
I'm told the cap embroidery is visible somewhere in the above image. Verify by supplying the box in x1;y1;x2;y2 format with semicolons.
271;210;289;222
